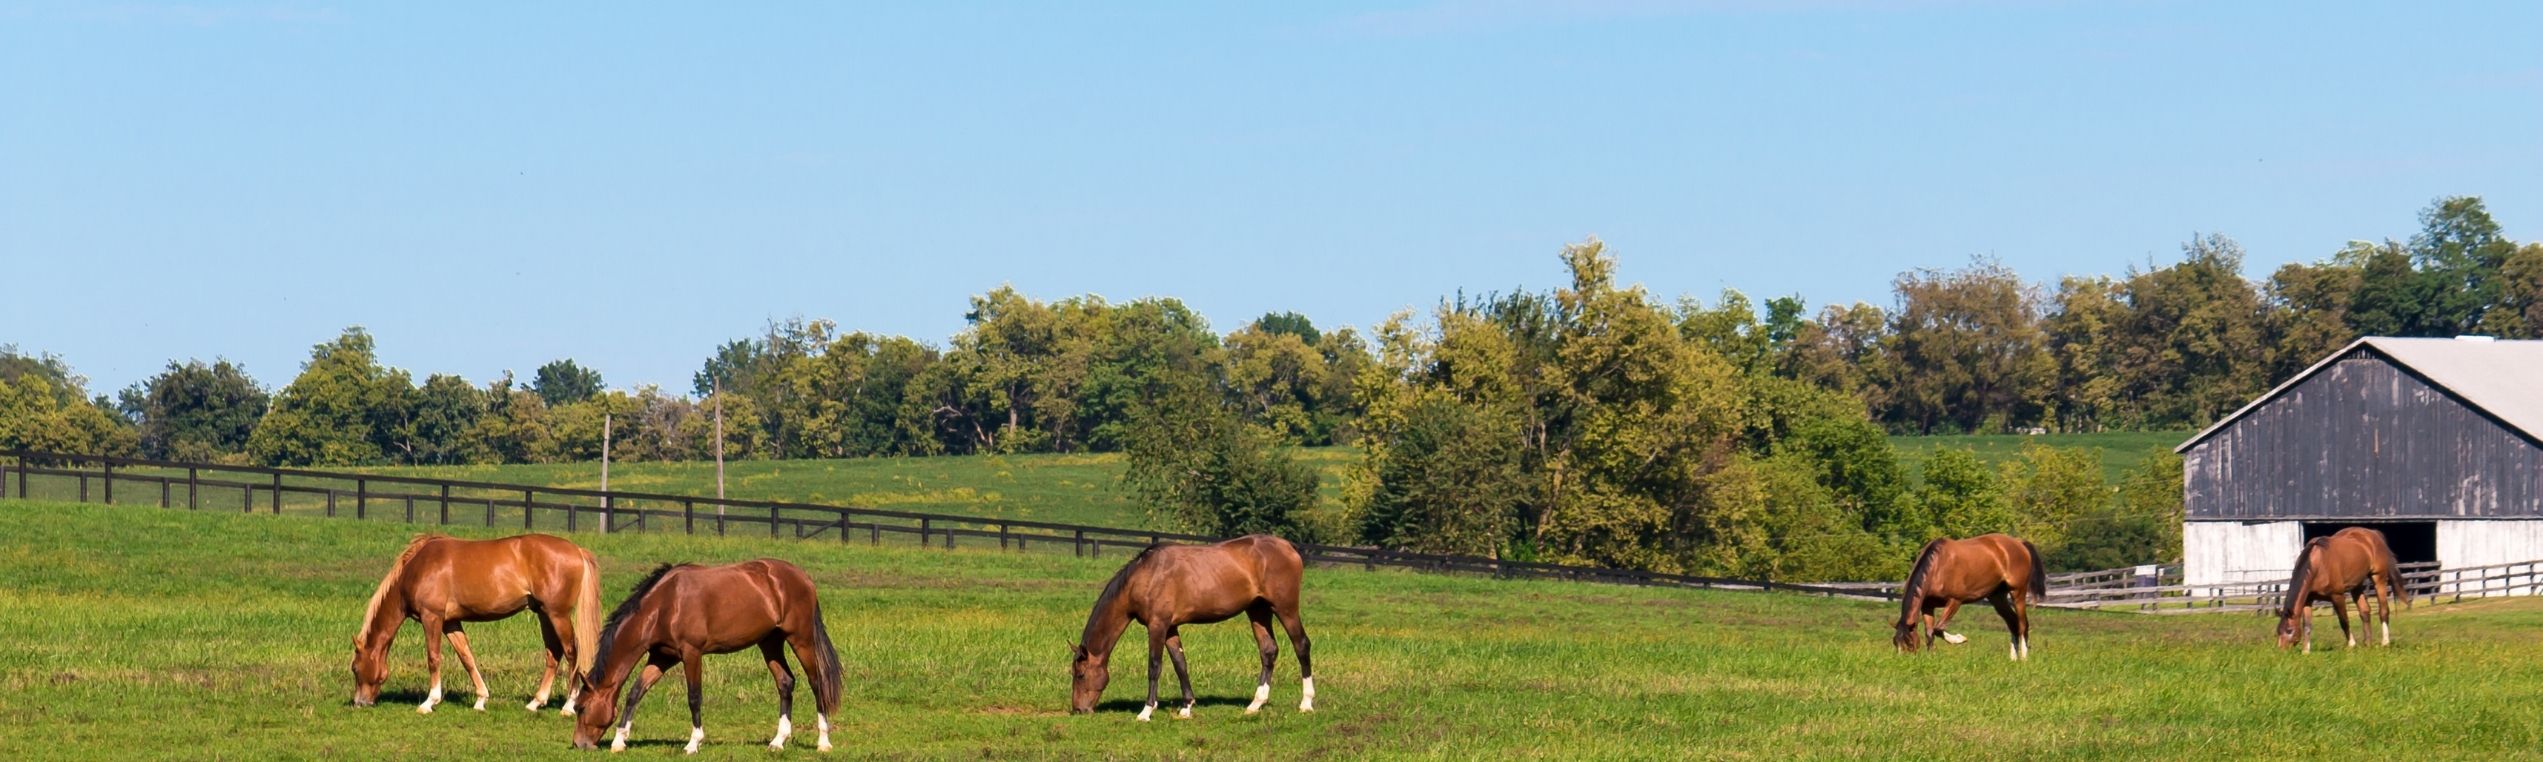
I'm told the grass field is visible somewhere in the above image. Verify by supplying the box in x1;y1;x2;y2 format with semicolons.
1889;431;2192;483
6;500;2543;759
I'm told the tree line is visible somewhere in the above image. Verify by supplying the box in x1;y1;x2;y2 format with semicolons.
2;196;2530;579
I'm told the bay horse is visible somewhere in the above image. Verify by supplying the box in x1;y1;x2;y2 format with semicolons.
1070;534;1312;721
571;560;844;754
351;533;602;714
1892;533;2046;660
2275;527;2410;653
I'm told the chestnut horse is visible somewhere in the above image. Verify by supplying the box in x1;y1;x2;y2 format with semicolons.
2275;527;2410;653
351;533;601;713
1892;533;2046;660
571;560;844;754
1070;535;1312;720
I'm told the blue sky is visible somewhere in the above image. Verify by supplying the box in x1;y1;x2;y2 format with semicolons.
4;2;2538;395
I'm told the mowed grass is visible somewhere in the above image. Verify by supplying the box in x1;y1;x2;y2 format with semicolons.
1890;431;2193;483
356;448;1366;534
6;501;2543;759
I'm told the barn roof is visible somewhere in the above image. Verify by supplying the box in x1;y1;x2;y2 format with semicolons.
2177;336;2543;453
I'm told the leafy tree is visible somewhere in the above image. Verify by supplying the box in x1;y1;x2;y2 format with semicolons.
247;328;412;466
1251;311;1321;346
1998;443;2101;553
531;359;604;407
2346;241;2425;337
1354;394;1523;556
1779;302;1887;409
1881;258;2053;434
462;374;551;464
117;359;267;461
0;368;138;456
2061;450;2183;568
2264;252;2364;379
398;373;482;465
1742;452;1895;582
1122;379;1314;539
2043;276;2124;431
1914;448;2013;540
2488;242;2543;339
2109;234;2271;426
2410;196;2516;336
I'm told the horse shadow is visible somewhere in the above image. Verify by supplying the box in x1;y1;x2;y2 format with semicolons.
1093;695;1264;713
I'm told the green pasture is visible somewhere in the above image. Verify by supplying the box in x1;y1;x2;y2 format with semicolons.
4;499;2541;759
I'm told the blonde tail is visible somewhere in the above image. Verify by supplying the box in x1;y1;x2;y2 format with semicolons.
572;552;602;679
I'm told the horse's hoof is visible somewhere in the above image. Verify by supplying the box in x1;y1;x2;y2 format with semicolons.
473;698;487;711
1940;632;1968;645
561;707;578;718
816;741;833;752
1175;707;1192;720
1243;707;1261;716
416;704;434;715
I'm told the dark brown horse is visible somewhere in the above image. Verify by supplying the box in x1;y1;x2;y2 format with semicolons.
2276;527;2410;653
351;533;602;713
571;560;844;754
1892;533;2046;660
1070;535;1312;720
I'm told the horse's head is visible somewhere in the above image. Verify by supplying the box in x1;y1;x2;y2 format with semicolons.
1892;620;1922;653
1068;643;1111;714
348;637;387;707
570;674;615;750
2275;613;2302;650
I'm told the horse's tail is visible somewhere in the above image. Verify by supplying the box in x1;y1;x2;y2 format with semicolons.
571;550;602;679
2021;539;2048;601
805;593;846;715
2374;532;2412;610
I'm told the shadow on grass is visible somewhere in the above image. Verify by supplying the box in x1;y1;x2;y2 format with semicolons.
1092;695;1273;713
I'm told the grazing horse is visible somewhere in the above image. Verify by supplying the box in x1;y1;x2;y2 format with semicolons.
1070;535;1313;721
351;533;602;713
1892;533;2046;660
2276;527;2410;653
571;560;844;754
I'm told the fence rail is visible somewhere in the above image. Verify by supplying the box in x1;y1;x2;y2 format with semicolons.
0;449;1896;601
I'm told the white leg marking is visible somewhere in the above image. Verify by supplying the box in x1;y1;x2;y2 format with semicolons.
611;722;630;752
1175;704;1192;720
683;726;704;755
2019;637;2031;660
769;714;792;750
2009;643;2019;661
1244;683;1270;714
562;683;582;716
1299;676;1315;712
1136;704;1155;722
473;696;487;711
1941;631;1967;645
528;685;550;711
418;681;443;714
2382;621;2392;646
816;714;833;752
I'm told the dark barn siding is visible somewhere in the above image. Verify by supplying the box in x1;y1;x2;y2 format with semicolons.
2184;353;2543;519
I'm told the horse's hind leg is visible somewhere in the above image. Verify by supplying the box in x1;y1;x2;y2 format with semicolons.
2371;575;2394;646
2329;595;2354;649
783;632;838;751
759;638;796;750
417;614;447;713
681;653;707;754
443;623;491;711
527;612;564;712
1987;593;2022;662
1139;626;1168;722
1165;628;1196;719
1244;603;1278;714
1274;602;1314;712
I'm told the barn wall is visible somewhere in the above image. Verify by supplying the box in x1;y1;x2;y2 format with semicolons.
2183;352;2543;520
2184;520;2300;586
2437;520;2543;570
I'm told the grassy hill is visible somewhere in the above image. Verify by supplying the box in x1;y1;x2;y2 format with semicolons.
4;500;2541;758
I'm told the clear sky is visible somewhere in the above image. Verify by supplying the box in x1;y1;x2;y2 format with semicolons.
5;2;2538;396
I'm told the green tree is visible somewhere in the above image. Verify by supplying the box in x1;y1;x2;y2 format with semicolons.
2488;242;2543;339
0;365;138;457
2264;252;2364;379
117;359;267;461
247;328;412;466
2062;450;2184;568
1354;394;1524;556
2044;276;2124;431
531;359;605;407
2110;234;2271;427
1998;443;2101;553
1122;379;1314;539
1881;258;2053;434
2346;240;2425;337
2410;196;2516;336
1914;448;2013;540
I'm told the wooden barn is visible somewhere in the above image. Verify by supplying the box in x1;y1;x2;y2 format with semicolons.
2178;336;2543;587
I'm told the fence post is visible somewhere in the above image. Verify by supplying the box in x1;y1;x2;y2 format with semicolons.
1074;529;1084;558
602;494;614;535
404;495;415;524
485;497;495;527
356;479;367;520
770;505;781;538
241;484;251;513
159;480;170;508
102;461;113;504
522;489;534;530
440;484;451;525
838;514;849;544
271;472;282;514
1000;523;1011;551
326;490;336;517
185;466;196;508
19;457;29;498
79;471;88;502
683;499;695;535
565;495;576;532
919;518;930;547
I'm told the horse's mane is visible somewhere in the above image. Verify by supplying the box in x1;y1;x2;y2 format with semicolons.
2281;538;2327;619
1897;538;1946;626
1082;544;1168;646
355;534;446;645
591;563;689;679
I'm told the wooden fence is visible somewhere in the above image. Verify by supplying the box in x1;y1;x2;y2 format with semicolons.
0;449;1887;600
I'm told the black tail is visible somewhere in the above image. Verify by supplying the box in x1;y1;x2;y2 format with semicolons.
2021;539;2048;600
806;598;846;715
2373;532;2412;609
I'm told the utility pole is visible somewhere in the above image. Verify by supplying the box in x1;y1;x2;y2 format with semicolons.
714;377;727;518
600;411;612;533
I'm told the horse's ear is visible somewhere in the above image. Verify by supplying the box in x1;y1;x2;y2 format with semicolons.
1069;642;1086;659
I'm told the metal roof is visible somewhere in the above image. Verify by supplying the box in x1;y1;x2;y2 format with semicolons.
2176;336;2543;452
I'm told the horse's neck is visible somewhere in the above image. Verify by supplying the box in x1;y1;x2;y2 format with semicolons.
1081;593;1134;658
359;587;408;653
590;619;652;694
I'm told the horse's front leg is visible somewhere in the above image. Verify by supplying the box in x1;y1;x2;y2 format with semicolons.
417;615;447;713
682;654;707;755
443;623;491;711
1138;626;1167;722
613;655;675;752
1986;593;2023;661
528;612;565;712
1165;629;1195;719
